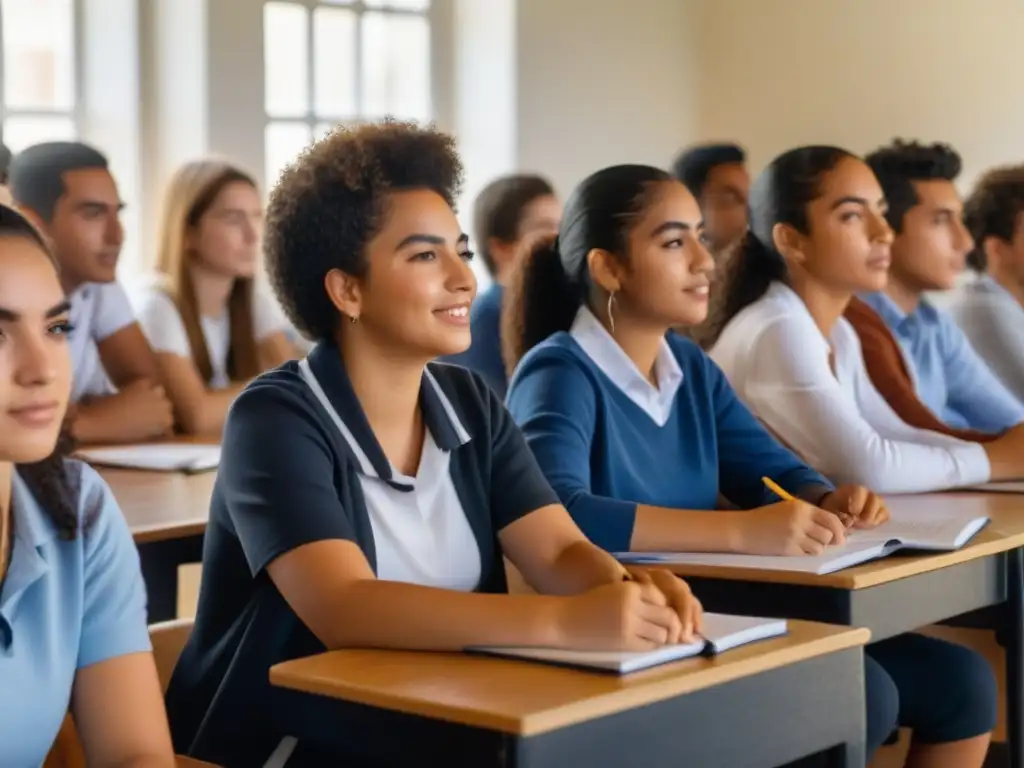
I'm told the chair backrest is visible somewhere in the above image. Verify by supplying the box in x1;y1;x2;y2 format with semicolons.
150;617;195;691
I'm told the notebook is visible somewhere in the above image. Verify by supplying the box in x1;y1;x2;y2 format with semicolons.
960;481;1024;494
616;496;990;576
468;613;787;674
77;443;221;473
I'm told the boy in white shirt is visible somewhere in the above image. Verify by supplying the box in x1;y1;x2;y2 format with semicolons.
9;142;173;444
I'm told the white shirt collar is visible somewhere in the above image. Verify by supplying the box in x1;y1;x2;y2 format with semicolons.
569;306;683;426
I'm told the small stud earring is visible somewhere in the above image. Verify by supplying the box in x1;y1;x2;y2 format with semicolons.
607;291;617;335
349;315;358;324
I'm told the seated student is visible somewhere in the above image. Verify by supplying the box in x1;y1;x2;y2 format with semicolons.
855;140;1024;432
950;164;1024;402
0;142;12;206
9;142;173;445
0;204;175;767
132;160;296;435
164;122;702;767
503;164;879;556
442;174;560;396
709;145;1024;494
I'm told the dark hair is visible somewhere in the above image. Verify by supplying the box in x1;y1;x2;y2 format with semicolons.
864;139;961;233
264;120;463;342
8;141;110;221
711;146;855;344
473;174;555;276
502;164;671;371
963;164;1024;272
671;143;746;199
0;143;11;185
0;204;79;539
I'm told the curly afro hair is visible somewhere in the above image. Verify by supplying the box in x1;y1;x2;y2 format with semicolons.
263;120;463;343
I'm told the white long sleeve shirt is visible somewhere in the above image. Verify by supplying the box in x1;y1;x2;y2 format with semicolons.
709;282;991;493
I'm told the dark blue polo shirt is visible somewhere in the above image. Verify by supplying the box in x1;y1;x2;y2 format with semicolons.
164;341;559;767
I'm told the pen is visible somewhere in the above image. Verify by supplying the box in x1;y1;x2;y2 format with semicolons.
761;476;853;527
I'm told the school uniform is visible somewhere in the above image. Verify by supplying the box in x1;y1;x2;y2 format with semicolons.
164;341;560;767
710;282;991;494
860;290;1024;432
441;282;508;397
0;462;150;766
132;283;290;388
949;274;1024;405
68;281;138;401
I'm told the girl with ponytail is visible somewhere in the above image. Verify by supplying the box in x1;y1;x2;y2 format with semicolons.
709;147;997;766
0;205;174;765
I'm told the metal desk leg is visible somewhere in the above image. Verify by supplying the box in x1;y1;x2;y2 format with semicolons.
1007;547;1024;768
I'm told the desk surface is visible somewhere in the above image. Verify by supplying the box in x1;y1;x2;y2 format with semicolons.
653;492;1024;590
270;620;869;737
100;468;214;544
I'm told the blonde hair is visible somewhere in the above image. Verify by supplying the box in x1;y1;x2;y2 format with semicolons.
153;160;261;384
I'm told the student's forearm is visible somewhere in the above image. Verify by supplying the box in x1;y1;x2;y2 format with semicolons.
631;506;744;553
532;539;627;596
325;581;564;651
178;385;246;436
70;398;133;445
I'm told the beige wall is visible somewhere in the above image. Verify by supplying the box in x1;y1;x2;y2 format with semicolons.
697;0;1024;186
516;0;701;197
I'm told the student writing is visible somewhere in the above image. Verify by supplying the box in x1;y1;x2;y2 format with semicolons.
132;160;296;435
164;123;701;768
709;146;1024;494
0;205;175;767
8;142;173;445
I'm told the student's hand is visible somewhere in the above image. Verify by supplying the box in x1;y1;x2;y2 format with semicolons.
819;485;889;530
630;568;703;642
739;500;847;556
554;579;689;651
118;378;175;438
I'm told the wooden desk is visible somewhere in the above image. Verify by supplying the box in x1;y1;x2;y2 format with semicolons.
270;621;870;767
647;493;1024;768
99;468;214;622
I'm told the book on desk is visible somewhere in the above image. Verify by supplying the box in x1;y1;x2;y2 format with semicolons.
77;443;221;474
617;497;990;576
468;613;787;674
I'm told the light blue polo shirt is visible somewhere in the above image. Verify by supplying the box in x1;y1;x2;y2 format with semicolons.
0;461;150;767
861;291;1024;433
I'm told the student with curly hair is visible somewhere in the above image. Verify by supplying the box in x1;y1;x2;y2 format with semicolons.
164;122;702;767
0;205;175;766
441;174;560;396
707;146;1000;767
855;140;1024;432
950;164;1024;402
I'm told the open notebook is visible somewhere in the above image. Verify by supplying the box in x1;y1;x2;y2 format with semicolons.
617;496;990;576
468;613;787;674
77;443;221;474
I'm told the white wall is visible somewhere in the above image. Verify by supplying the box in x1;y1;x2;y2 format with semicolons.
516;0;702;197
697;0;1024;186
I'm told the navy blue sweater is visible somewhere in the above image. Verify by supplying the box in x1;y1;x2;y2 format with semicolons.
506;332;832;552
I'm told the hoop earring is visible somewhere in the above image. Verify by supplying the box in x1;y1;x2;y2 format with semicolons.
607;291;617;335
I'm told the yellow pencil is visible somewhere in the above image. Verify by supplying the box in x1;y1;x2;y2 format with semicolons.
762;476;796;501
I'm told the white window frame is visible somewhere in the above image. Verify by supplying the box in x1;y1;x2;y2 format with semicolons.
263;0;432;184
0;0;82;149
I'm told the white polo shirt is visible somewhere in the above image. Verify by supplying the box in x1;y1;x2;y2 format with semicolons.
67;281;137;402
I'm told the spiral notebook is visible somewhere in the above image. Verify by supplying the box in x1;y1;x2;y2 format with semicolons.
77;443;221;474
468;613;788;674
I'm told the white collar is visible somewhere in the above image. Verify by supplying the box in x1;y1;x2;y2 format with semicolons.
569;306;683;426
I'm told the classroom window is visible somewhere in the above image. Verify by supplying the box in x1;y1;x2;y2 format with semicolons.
0;0;78;151
263;0;432;190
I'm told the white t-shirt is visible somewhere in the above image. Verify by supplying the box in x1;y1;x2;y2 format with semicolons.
131;284;289;389
68;281;137;403
709;281;991;494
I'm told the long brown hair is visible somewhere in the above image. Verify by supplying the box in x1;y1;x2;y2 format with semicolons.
153;161;261;384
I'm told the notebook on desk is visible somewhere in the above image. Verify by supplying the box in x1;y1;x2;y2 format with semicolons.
960;481;1024;494
77;443;221;474
468;613;787;674
617;498;989;576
